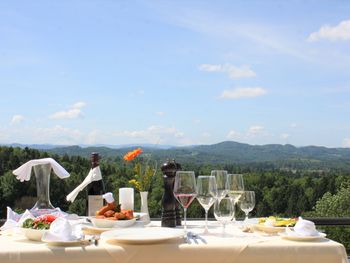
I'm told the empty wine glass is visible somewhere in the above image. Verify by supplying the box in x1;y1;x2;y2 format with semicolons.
214;197;234;236
173;171;197;234
196;175;217;234
226;174;244;203
210;170;228;200
239;191;255;223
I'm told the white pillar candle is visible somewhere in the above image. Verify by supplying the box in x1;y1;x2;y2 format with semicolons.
119;187;134;211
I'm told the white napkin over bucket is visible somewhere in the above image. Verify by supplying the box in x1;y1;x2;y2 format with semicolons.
66;167;102;203
287;217;320;236
13;158;70;182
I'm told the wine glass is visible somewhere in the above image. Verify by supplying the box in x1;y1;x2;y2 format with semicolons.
214;197;234;236
196;175;217;234
173;171;197;234
238;191;255;223
210;170;228;200
226;174;244;222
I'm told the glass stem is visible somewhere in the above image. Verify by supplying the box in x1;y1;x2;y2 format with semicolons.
184;207;187;233
205;209;208;232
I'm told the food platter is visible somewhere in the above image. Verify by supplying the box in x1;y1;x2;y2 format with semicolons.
89;217;136;228
252;224;287;234
100;227;184;244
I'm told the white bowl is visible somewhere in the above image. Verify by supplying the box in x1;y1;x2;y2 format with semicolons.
22;228;48;241
90;217;136;228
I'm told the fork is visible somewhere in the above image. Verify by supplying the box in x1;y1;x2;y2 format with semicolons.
187;232;207;244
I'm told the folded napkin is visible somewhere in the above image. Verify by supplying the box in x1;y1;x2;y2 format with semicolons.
44;217;83;242
288;217;319;236
0;207;79;231
66;167;102;203
13;158;70;182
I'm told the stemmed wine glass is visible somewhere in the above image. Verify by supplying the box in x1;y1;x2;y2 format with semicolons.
239;191;255;223
226;174;244;202
196;175;217;234
173;171;197;234
214;197;234;236
210;170;228;200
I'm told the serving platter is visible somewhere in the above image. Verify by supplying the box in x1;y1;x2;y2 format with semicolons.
252;224;288;234
89;217;136;228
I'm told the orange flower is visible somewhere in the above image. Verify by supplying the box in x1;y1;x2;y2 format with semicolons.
123;148;143;161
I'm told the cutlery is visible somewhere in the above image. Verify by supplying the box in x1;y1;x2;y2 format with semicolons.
187;232;207;244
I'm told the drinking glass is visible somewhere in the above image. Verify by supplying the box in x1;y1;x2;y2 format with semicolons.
196;175;217;234
214;197;234;236
239;191;255;222
226;174;244;204
173;171;197;234
210;170;228;200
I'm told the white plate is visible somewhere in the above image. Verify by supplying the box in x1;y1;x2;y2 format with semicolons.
279;231;327;241
101;227;184;244
90;217;136;228
253;224;287;234
41;232;86;246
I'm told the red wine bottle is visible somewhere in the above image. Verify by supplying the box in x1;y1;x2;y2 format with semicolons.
87;152;105;216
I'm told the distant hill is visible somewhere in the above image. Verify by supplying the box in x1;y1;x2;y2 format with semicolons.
32;141;350;170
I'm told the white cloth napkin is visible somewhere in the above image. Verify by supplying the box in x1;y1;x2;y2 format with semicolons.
43;218;82;242
102;192;115;203
13;158;70;182
288;217;319;236
66;167;102;203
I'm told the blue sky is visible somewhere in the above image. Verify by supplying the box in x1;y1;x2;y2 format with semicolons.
0;0;350;147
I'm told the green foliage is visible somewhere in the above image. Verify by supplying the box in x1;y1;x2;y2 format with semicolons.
306;181;350;252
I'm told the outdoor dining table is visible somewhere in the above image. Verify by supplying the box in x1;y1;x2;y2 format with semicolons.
0;220;347;263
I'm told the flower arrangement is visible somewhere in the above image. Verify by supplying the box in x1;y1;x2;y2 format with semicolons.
123;148;157;192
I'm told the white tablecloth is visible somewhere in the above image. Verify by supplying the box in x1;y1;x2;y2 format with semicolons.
0;220;347;263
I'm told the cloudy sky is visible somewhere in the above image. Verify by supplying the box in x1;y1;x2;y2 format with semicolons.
0;1;350;147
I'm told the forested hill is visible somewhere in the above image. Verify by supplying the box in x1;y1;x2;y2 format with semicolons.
34;141;350;170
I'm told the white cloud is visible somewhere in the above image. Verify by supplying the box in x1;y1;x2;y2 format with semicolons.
113;125;191;145
11;115;24;125
199;63;256;79
280;133;290;140
227;129;240;140
290;123;298;128
34;125;83;144
307;20;350;42
219;87;267;99
49;101;86;120
227;125;268;141
193;119;201;124
248;125;265;136
343;138;350;148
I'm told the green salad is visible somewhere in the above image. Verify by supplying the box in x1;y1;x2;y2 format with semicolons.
22;214;57;230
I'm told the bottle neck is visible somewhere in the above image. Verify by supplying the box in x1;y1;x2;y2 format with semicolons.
91;153;100;168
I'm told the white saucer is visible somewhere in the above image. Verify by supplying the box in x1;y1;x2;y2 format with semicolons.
41;232;85;246
279;231;327;241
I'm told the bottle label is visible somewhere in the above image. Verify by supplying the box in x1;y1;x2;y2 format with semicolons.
88;195;104;216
